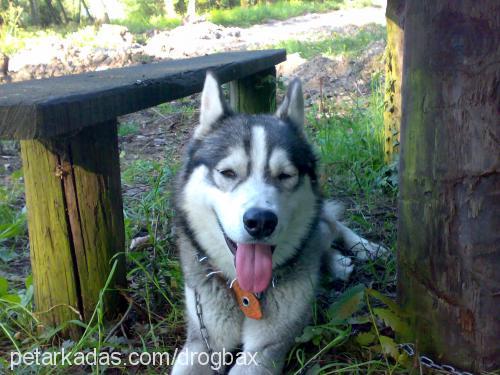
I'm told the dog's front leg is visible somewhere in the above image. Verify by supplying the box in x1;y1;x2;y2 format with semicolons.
229;281;316;375
229;316;308;374
171;332;214;375
172;285;242;375
228;341;289;375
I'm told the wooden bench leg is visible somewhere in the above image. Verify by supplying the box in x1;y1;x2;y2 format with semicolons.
229;67;277;114
20;120;126;338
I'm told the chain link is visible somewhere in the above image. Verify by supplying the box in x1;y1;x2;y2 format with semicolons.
195;289;212;356
195;289;228;375
398;343;474;375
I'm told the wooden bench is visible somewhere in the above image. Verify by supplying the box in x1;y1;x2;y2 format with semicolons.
0;49;286;337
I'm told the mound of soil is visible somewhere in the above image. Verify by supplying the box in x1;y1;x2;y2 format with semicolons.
2;5;386;84
5;24;144;82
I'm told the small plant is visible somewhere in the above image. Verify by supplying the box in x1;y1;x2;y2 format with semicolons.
0;4;24;56
118;121;140;137
288;284;413;374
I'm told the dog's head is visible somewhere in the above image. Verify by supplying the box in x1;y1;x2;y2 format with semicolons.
177;72;321;292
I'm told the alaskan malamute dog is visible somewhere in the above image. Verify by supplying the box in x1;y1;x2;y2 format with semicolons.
172;73;385;374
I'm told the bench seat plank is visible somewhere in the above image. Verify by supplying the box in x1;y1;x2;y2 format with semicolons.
0;49;286;139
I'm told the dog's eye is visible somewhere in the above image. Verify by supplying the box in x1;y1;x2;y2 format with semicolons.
219;169;237;179
278;173;293;181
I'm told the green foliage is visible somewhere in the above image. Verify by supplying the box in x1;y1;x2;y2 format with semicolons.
0;3;23;55
289;284;414;373
209;1;343;27
328;283;365;324
209;0;377;27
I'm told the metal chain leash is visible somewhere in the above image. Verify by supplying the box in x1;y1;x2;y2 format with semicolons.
195;289;213;356
399;343;474;375
195;289;227;375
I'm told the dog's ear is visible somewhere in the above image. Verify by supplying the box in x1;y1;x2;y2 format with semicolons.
276;78;304;130
195;72;229;139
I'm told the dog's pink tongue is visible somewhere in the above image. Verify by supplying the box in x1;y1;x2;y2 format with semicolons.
235;244;273;293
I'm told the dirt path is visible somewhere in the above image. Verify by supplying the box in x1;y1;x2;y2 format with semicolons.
144;5;386;59
245;5;385;43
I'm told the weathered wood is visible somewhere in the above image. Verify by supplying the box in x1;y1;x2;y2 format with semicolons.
397;1;500;372
21;120;126;337
0;50;286;139
383;0;405;163
229;67;277;114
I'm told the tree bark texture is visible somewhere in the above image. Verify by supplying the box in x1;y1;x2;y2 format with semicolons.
397;1;500;372
383;0;405;163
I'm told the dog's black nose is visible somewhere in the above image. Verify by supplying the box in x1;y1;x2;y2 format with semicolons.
243;208;278;239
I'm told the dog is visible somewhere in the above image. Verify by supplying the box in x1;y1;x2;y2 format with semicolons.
172;72;386;374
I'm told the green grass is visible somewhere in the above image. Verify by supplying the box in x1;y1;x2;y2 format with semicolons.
276;24;386;59
309;72;397;198
0;168;26;265
156;99;196;117
209;0;377;27
118;121;140;137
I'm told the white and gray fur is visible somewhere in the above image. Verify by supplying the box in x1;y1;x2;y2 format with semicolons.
172;73;386;375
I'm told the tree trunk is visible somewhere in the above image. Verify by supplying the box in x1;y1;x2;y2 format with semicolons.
29;0;41;25
80;0;94;22
397;1;500;373
45;0;62;24
56;0;69;23
383;0;405;163
0;53;8;77
77;0;81;24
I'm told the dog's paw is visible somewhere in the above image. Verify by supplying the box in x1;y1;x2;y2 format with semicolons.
351;239;388;261
329;250;354;281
